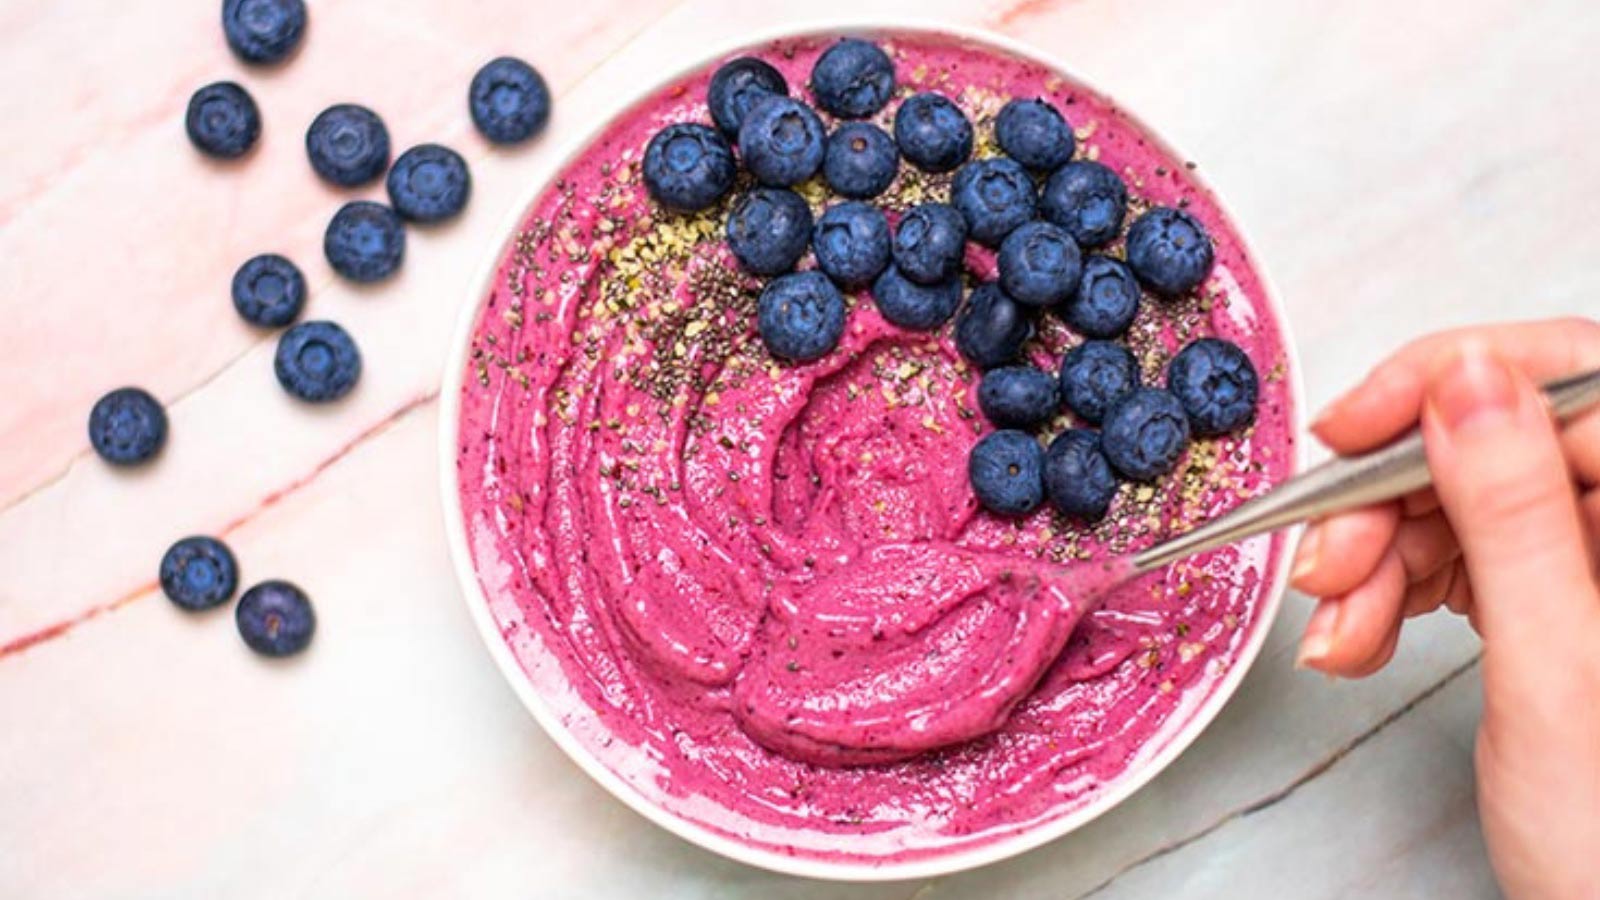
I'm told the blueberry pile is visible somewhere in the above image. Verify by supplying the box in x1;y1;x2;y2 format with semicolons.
93;8;555;657
640;37;1260;522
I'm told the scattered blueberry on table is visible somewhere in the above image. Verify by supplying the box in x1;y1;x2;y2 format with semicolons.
952;157;1038;247
809;38;895;119
708;56;788;139
968;430;1046;516
1126;206;1215;297
813;201;891;289
231;253;307;328
823;122;899;199
995;98;1075;172
893;92;973;173
892;202;968;285
643;123;735;212
1167;337;1260;435
1062;254;1140;339
871;265;962;331
236;580;316;657
1059;340;1140;425
305;103;391;187
324;200;406;282
134;15;561;661
1044;429;1119;520
274;320;362;402
738;96;826;187
726;188;812;276
159;536;240;612
88;387;168;465
978;366;1061;429
469;56;552;145
1041;160;1128;249
386;143;471;223
758;271;846;362
1101;388;1192;481
185;82;261;159
997;220;1083;308
955;281;1033;370
221;0;306;66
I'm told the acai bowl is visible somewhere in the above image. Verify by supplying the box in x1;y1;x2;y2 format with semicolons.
439;20;1304;881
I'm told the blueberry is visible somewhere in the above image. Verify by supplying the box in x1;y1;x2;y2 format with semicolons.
324;201;405;283
1126;206;1214;297
1166;337;1259;436
968;430;1045;516
643;123;736;212
305;104;391;187
955;281;1033;370
159;536;239;612
386;144;471;223
952;158;1038;247
470;57;552;145
725;188;812;276
185;82;260;159
221;0;306;65
275;320;361;402
739;96;826;188
708;57;787;139
1062;254;1140;339
231;253;306;328
823;123;899;199
893;92;973;173
1059;340;1139;425
810;38;895;119
87;387;167;465
977;365;1059;429
1041;161;1127;249
870;265;961;331
892;202;968;285
236;580;315;657
997;221;1082;308
1102;388;1190;481
1044;429;1119;521
758;271;846;362
813;202;890;289
995;98;1075;172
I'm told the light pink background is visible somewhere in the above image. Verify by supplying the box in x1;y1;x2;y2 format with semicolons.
3;0;1594;896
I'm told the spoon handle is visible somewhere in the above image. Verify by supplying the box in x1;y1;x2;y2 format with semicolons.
1130;367;1600;574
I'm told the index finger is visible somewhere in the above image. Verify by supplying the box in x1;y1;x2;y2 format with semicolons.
1311;317;1600;482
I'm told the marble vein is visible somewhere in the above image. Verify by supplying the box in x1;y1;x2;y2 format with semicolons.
1071;654;1485;900
0;390;438;662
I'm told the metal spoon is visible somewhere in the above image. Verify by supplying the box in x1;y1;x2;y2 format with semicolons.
1130;367;1600;574
733;369;1600;767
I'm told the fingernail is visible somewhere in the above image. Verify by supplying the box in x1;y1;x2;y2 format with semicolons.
1290;523;1322;586
1429;341;1521;436
1309;394;1349;435
1296;599;1340;670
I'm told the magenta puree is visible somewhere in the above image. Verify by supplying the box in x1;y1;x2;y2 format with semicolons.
455;33;1296;864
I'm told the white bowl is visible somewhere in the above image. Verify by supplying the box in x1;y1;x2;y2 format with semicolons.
439;17;1306;882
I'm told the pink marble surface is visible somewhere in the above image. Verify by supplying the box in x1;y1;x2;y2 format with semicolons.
1;0;1595;897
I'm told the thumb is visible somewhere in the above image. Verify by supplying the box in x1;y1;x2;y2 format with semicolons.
1421;341;1596;646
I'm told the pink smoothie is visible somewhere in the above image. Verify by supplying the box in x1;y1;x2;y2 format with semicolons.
454;32;1296;865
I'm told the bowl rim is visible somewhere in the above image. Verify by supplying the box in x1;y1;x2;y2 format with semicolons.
437;14;1307;883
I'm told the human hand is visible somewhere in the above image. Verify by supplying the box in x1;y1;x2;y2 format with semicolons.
1289;318;1600;899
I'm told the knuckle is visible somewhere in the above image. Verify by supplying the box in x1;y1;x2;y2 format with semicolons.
1464;473;1571;530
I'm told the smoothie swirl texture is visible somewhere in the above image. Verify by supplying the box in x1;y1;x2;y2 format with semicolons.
454;33;1295;863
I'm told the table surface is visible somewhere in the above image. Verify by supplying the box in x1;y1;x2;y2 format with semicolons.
4;0;1597;896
